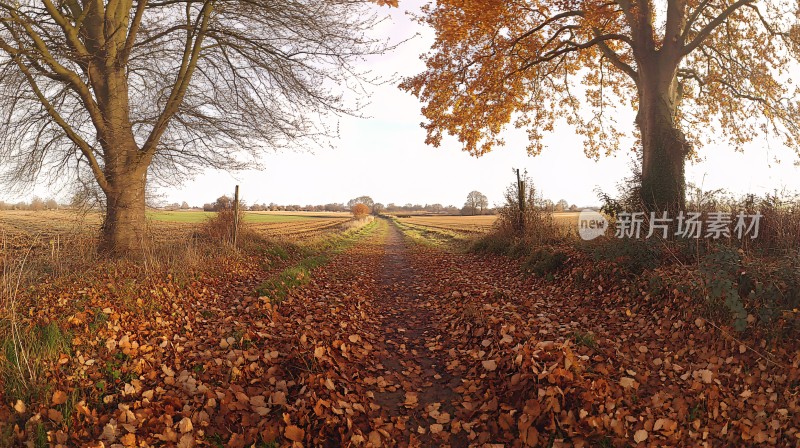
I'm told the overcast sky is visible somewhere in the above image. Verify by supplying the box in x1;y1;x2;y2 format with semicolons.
15;0;800;208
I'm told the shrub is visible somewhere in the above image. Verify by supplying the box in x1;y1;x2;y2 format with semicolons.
582;237;662;276
495;172;561;245
351;203;370;219
522;249;568;277
471;234;515;255
472;172;563;257
202;200;244;245
748;193;800;254
594;153;643;219
698;247;748;331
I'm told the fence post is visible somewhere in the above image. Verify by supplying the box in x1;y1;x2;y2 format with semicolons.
516;169;525;233
233;185;239;248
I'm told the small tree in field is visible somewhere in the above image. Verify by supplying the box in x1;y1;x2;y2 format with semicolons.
30;196;44;211
348;196;375;212
497;171;559;243
464;191;488;215
351;203;370;219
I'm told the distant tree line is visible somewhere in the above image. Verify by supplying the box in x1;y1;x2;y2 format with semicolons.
201;196;351;213
0;197;61;211
194;195;581;215
0;194;582;214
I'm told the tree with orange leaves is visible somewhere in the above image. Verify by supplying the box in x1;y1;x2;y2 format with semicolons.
401;0;800;211
351;203;371;219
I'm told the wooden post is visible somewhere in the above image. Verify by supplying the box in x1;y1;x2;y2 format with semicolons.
515;169;525;233
233;185;239;248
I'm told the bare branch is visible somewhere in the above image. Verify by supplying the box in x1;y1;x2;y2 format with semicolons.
683;0;753;55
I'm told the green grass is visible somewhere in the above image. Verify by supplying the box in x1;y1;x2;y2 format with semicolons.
256;264;315;303
146;211;216;223
688;401;706;422
88;308;109;331
147;210;343;224
0;424;14;447
255;220;378;303
572;331;597;349
1;322;72;402
595;436;614;448
33;423;47;448
94;352;136;396
206;433;226;448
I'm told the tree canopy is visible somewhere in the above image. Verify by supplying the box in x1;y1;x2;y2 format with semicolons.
351;203;371;218
401;0;800;210
464;190;488;215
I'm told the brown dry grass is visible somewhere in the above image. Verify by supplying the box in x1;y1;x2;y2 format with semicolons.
0;210;351;244
395;212;580;236
0;209;354;284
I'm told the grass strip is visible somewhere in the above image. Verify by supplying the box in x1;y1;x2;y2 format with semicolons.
255;220;378;303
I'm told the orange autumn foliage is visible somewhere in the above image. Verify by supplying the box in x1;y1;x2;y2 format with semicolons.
351;203;370;219
401;0;800;210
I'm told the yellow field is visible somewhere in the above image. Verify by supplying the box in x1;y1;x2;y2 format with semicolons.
394;212;580;235
246;212;351;240
552;212;581;227
0;210;353;253
395;215;498;234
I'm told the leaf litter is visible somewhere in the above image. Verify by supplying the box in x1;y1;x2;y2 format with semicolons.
0;219;798;447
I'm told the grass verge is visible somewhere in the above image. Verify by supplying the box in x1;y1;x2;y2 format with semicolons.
255;219;378;303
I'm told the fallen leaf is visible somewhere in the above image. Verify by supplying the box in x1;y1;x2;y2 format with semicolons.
285;425;304;442
120;433;136;447
178;417;193;433
52;390;68;405
178;434;195;448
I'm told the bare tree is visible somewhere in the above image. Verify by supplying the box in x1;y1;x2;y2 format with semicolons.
464;190;488;215
30;196;44;211
348;196;375;209
0;0;393;255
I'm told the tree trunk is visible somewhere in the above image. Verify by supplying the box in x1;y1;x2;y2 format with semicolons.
99;169;149;256
92;60;152;257
637;66;689;213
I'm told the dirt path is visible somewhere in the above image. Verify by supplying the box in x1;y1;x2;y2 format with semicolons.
288;218;798;447
368;222;467;447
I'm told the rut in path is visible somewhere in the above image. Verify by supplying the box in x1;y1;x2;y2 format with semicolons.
368;222;468;447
